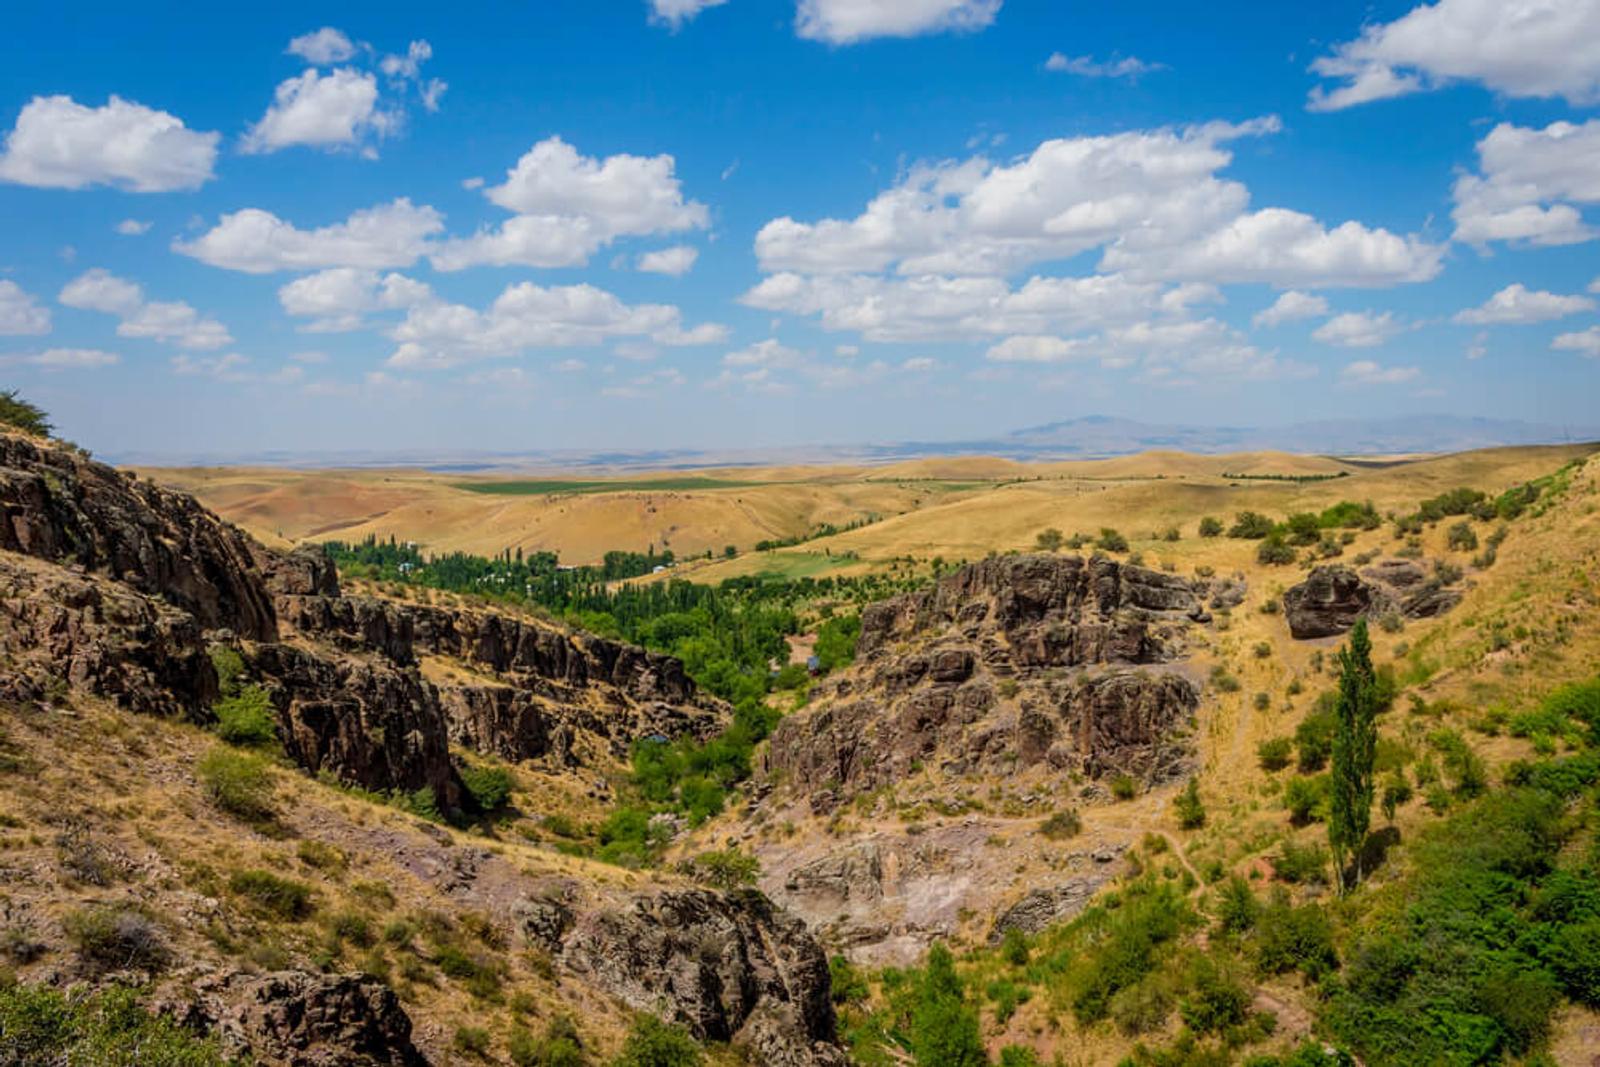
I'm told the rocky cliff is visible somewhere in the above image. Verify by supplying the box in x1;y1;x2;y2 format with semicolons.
1283;559;1464;639
767;554;1203;802
0;431;843;1063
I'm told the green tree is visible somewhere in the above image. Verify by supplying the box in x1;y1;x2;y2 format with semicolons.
1328;619;1378;892
911;943;988;1067
0;389;51;437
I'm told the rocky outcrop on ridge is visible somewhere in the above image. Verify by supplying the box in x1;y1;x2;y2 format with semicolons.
1284;560;1464;639
553;887;845;1065
0;431;723;808
766;554;1202;800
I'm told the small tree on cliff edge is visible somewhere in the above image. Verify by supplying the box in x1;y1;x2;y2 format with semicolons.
1328;618;1378;893
0;390;51;438
911;942;988;1066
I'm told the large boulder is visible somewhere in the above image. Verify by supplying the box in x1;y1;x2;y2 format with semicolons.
1284;561;1464;639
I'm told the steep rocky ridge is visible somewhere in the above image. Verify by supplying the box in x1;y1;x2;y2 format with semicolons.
0;431;840;1063
1283;559;1464;639
767;554;1204;802
725;554;1206;963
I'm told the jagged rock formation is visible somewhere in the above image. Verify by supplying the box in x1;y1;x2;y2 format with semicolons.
0;431;724;809
1284;560;1463;639
0;430;844;1062
766;554;1202;799
172;970;425;1067
553;887;845;1065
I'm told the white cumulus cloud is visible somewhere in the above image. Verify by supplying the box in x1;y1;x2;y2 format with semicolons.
1453;283;1595;325
1313;310;1402;348
0;281;51;336
796;0;1001;44
1309;0;1600;111
278;268;434;332
1252;290;1328;327
175;199;443;274
1452;119;1600;247
432;137;709;271
984;335;1088;363
649;0;731;28
1044;53;1163;78
385;281;725;369
0;95;218;192
287;27;358;65
637;246;699;276
242;68;393;154
59;268;231;350
115;219;152;236
1552;326;1600;357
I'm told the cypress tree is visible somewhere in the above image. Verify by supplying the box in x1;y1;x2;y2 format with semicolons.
1328;618;1378;892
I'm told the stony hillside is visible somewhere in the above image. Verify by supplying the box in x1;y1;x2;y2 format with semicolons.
0;429;846;1065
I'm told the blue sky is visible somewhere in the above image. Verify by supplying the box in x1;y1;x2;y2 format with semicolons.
2;0;1598;458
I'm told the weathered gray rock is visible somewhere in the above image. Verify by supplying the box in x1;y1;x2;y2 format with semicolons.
1285;561;1464;639
558;888;838;1062
208;971;423;1066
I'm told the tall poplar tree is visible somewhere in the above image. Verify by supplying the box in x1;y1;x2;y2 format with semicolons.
1329;618;1378;892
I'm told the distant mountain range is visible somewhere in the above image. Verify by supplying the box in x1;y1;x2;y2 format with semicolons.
113;414;1599;471
983;414;1600;458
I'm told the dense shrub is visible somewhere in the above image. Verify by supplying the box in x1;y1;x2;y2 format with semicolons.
1198;517;1224;538
213;684;277;747
1257;738;1293;772
1068;882;1192;1023
1228;512;1276;539
1254;891;1337;978
461;764;515;812
1272;839;1329;885
0;983;225;1064
1039;808;1082;839
196;747;274;821
1256;534;1297;565
1097;528;1130;553
910;943;986;1066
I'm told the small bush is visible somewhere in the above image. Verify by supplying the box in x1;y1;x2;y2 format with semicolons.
1097;528;1129;553
1179;956;1250;1034
229;869;314;920
1272;840;1330;885
1198;516;1224;538
461;764;515;813
1110;979;1173;1036
1254;742;1292;777
830;954;870;1004
1110;775;1139;801
682;849;759;889
1283;775;1328;825
613;1014;703;1067
1000;927;1030;967
1446;521;1478;552
1255;891;1337;978
510;1016;587;1067
213;685;277;747
1039;808;1083;839
1228;511;1276;539
1174;779;1206;830
1214;876;1260;934
196;747;274;821
64;906;168;971
1257;534;1297;565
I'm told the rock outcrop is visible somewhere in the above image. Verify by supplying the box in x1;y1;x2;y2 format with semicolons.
557;888;844;1065
0;430;722;805
766;554;1201;798
1284;560;1464;639
0;433;276;641
171;970;424;1066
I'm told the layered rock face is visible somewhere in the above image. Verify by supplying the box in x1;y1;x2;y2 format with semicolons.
767;554;1201;800
0;432;723;807
550;887;845;1065
1283;560;1463;639
0;434;276;640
